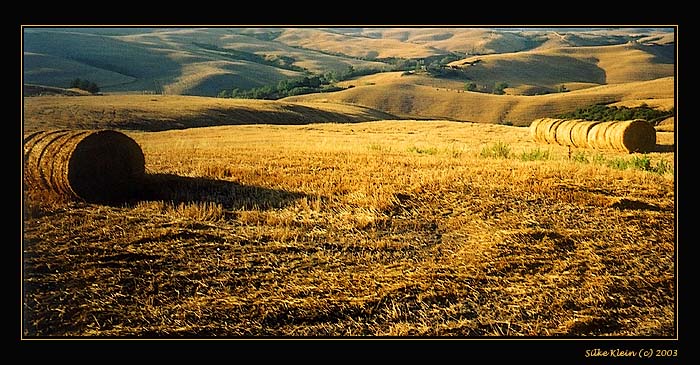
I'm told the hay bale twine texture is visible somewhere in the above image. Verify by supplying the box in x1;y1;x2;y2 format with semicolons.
586;121;617;150
554;119;581;147
530;118;561;144
530;118;656;153
544;119;566;144
529;118;545;142
23;130;145;202
570;121;600;148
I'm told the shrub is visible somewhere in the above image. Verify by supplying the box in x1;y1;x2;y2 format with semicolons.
480;142;511;159
571;151;589;163
520;148;550;161
407;146;438;155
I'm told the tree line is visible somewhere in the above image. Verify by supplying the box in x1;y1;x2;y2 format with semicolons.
217;65;381;100
557;104;673;124
69;78;100;94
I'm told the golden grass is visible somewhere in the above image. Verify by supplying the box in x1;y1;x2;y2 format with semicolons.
23;120;675;337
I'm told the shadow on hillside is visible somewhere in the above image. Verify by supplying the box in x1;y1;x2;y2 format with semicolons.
103;105;399;132
194;104;399;126
134;173;310;210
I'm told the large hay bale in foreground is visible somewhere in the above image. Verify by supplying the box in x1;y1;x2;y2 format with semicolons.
23;130;145;202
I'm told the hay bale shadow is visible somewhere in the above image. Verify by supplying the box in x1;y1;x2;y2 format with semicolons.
134;173;309;210
652;143;675;153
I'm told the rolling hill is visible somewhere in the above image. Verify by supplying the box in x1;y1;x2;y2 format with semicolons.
285;75;674;125
22;27;675;127
448;42;674;89
23;27;674;99
281;39;674;125
22;28;390;96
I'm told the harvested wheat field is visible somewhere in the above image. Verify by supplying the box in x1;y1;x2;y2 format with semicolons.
22;120;675;337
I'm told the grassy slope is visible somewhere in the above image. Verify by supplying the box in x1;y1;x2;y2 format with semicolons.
23;120;675;336
274;28;444;59
22;95;398;133
23;52;136;88
366;28;545;54
284;75;674;125
449;43;674;88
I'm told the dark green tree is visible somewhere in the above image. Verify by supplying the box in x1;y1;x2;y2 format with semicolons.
69;78;99;93
494;82;508;95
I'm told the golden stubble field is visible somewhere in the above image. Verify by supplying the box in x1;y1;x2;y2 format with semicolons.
22;120;675;336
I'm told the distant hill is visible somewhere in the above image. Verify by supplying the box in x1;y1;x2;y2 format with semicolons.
285;75;673;125
22;27;673;98
22;28;390;96
447;42;674;91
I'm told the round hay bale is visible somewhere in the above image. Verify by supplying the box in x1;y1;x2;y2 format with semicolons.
529;118;546;142
544;119;566;144
530;118;551;143
606;119;657;153
554;119;579;146
587;121;617;150
533;118;556;143
23;129;145;203
570;121;600;148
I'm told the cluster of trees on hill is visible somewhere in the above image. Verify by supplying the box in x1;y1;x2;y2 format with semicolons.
218;74;342;99
463;81;509;95
557;104;673;124
215;48;513;99
69;78;99;94
217;65;381;100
